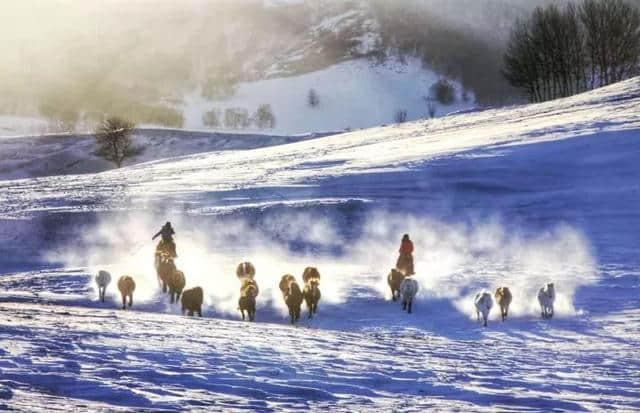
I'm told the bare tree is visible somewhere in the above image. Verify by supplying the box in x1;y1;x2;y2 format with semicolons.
423;96;437;118
307;88;320;108
95;117;138;168
580;0;640;87
203;109;221;128
254;104;276;129
394;109;408;123
503;0;640;102
224;108;251;129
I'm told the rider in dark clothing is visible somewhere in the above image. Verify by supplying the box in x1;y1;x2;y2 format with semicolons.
153;222;177;258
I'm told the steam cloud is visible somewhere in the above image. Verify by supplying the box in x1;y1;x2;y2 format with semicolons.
50;208;598;323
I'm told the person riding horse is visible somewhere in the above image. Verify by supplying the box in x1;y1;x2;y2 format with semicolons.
396;234;415;276
153;222;177;259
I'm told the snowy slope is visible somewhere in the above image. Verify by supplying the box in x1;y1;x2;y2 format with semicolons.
0;129;336;180
1;78;640;411
183;57;474;135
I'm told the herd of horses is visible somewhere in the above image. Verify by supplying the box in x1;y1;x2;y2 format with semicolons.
93;251;322;325
94;251;557;327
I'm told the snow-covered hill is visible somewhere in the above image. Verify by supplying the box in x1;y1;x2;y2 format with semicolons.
1;78;639;411
0;129;336;180
183;57;474;134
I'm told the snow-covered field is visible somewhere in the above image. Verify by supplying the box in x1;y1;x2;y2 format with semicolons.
1;78;639;411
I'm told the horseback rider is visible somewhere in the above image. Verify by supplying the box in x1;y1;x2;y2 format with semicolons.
396;234;415;275
153;221;177;258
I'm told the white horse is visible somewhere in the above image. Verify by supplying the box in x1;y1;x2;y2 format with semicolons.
95;270;112;302
400;277;419;314
537;282;556;319
474;291;493;327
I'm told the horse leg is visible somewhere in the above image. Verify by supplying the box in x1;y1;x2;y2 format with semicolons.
128;294;133;307
402;300;407;311
122;295;126;310
408;299;412;314
241;309;245;321
197;308;202;317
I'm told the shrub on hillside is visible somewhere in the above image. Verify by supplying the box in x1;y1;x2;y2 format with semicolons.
203;109;221;128
430;79;456;105
224;108;251;129
94;117;140;168
254;104;276;129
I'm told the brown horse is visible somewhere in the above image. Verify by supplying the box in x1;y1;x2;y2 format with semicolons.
236;262;256;280
239;279;259;322
387;269;405;301
280;274;303;324
494;287;513;321
168;269;186;304
181;286;203;316
302;267;320;284
156;251;176;293
117;275;136;310
303;279;321;319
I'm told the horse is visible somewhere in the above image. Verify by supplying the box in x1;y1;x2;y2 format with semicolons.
280;274;303;324
494;287;512;321
117;275;136;310
239;278;259;322
400;277;418;313
181;287;203;316
474;290;493;327
95;270;111;302
236;262;256;280
537;282;555;319
156;251;176;293
387;269;405;301
303;278;321;319
167;269;186;304
302;267;320;284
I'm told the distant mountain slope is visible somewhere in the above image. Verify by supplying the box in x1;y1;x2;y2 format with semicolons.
0;0;553;134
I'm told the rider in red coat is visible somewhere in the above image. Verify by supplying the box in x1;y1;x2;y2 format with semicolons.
396;234;415;275
399;234;414;255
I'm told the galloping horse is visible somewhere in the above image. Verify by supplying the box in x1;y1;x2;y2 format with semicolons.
155;251;176;293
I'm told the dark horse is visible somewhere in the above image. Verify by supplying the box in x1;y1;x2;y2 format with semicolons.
239;279;258;322
280;274;303;325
